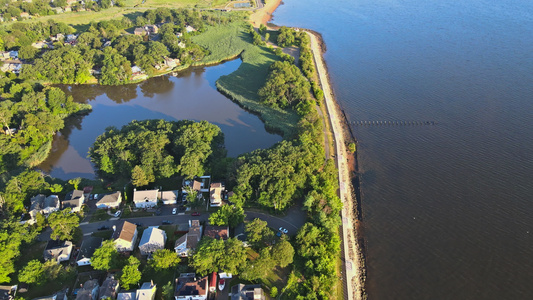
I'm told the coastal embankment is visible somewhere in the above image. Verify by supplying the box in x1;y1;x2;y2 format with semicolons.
307;31;366;300
249;0;282;26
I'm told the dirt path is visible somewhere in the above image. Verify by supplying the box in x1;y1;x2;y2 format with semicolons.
307;31;365;300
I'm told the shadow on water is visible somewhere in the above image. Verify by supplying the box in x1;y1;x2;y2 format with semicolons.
41;58;282;180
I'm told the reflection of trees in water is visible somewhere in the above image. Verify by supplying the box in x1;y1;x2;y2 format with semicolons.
139;75;175;98
56;84;106;104
104;84;139;104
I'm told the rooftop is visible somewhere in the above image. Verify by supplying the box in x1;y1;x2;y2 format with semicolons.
97;191;121;204
175;274;207;298
112;221;137;243
204;225;229;240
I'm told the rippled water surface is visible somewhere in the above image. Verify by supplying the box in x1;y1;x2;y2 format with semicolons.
39;59;281;179
274;0;533;298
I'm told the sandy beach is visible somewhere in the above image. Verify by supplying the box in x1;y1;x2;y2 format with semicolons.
307;31;365;300
249;0;282;27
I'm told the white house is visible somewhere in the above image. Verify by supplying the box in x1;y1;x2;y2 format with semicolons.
136;282;156;300
133;189;159;208
96;191;122;209
209;183;224;207
113;221;138;252
160;190;178;205
138;227;166;256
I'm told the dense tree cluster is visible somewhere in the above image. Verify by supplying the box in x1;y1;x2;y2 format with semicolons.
208;204;244;228
0;221;39;282
258;61;311;109
229;134;323;211
89;119;225;186
191;237;247;276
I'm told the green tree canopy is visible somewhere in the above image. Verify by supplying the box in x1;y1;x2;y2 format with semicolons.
271;238;294;267
191;237;246;276
121;256;141;290
91;240;119;271
208;205;245;228
48;208;80;241
149;249;181;271
18;260;45;285
245;218;273;247
258;61;311;108
89;120;225;185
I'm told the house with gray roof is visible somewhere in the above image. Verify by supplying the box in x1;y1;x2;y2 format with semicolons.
96;191;122;209
138;227;166;256
31;288;68;300
136;282;156;300
133;189;158;208
174;273;208;300
99;275;119;300
43;240;73;262
230;284;265;300
63;190;85;212
29;194;60;220
76;280;99;300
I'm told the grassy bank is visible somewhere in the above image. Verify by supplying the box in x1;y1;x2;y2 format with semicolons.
193;22;300;138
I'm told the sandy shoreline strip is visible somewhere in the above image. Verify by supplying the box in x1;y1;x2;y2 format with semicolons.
307;32;365;300
249;0;283;27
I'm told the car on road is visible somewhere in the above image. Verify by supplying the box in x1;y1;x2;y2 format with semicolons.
182;193;187;202
92;194;98;200
191;212;200;216
172;208;177;215
279;227;288;234
98;225;110;231
162;220;172;225
114;210;121;217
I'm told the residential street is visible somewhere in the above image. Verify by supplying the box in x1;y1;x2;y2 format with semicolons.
78;206;306;237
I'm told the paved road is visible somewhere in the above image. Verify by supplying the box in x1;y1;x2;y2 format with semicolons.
79;206;306;237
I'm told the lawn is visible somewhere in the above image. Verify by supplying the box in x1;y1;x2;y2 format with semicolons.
91;229;114;240
192;22;300;138
90;209;112;223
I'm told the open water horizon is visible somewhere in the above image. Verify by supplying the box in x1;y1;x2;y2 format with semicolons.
274;0;533;299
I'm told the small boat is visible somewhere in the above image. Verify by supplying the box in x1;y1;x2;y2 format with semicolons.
218;279;226;291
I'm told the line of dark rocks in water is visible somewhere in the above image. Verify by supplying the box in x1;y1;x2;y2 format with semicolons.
351;121;437;126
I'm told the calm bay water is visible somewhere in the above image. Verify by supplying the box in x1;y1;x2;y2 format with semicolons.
39;59;281;179
274;0;533;299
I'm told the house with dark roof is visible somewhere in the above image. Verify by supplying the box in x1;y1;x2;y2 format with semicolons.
99;275;119;300
174;273;208;300
134;27;147;35
63;190;85;212
76;279;99;300
96;191;122;209
138;227;166;256
43;240;73;262
77;237;103;266
174;220;202;257
31;288;68;300
204;225;229;240
113;221;138;252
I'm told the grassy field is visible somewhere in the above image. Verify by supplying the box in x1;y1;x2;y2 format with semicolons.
193;22;300;138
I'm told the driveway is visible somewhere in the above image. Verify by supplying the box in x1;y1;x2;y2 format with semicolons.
245;205;307;236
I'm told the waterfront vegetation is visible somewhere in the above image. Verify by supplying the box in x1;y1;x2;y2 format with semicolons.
0;6;343;300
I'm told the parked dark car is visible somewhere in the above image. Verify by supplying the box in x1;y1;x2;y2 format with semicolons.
162;220;172;225
191;212;200;216
134;223;143;227
98;225;110;231
156;210;162;216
